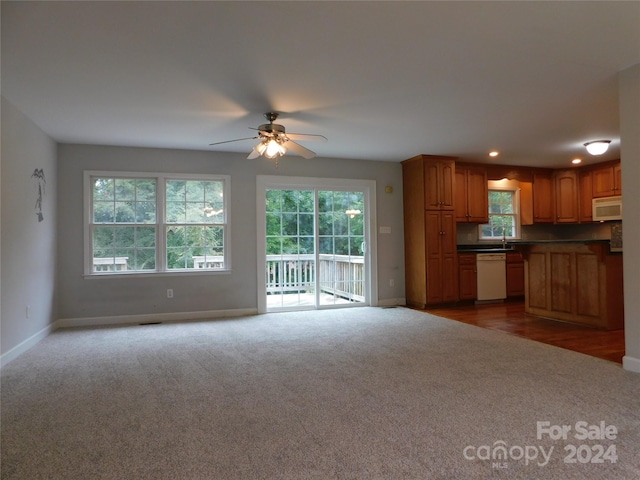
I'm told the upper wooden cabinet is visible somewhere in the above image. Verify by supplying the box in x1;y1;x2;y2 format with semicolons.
455;165;488;223
554;170;579;223
592;161;622;197
579;170;593;223
532;171;554;223
422;156;455;210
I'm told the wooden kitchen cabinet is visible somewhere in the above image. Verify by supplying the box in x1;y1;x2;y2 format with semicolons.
402;155;458;308
578;170;594;223
455;164;488;223
458;253;477;300
423;156;455;210
522;243;623;330
506;251;524;297
426;211;458;304
532;171;554;223
592;161;622;197
554;169;579;223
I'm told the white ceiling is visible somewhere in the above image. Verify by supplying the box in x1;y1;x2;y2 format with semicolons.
2;1;639;167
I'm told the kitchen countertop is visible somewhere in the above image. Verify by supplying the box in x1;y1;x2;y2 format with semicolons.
457;239;612;253
457;244;515;253
507;239;611;245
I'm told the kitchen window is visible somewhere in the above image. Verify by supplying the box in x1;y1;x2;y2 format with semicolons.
85;171;230;275
479;188;520;240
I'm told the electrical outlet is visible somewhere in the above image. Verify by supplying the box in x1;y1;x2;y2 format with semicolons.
389;279;395;287
26;305;31;319
167;289;174;298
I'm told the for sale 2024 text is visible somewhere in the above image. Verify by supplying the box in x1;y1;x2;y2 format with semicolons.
537;421;618;465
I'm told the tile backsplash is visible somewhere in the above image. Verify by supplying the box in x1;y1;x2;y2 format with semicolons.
457;221;621;245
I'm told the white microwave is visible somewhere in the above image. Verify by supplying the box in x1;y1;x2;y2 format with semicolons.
592;196;622;221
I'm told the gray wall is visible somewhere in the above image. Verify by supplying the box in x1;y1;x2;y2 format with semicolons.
57;144;405;320
620;63;640;373
1;97;58;359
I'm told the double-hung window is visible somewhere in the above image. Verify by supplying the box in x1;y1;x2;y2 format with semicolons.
86;172;230;275
479;188;520;240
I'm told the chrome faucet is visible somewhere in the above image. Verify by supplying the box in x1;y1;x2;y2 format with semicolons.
502;234;507;250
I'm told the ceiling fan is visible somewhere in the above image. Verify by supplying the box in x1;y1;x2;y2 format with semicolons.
209;112;327;160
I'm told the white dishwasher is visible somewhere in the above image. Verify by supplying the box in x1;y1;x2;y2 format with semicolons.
476;253;507;301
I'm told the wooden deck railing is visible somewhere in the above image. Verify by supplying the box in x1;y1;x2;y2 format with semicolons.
266;254;364;302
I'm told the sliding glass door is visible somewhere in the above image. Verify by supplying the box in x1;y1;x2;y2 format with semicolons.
317;190;365;306
265;189;316;309
257;176;376;313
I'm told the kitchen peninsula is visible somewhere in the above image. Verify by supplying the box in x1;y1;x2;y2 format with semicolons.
514;241;623;330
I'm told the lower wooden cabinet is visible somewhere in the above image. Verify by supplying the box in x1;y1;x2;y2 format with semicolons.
458;253;477;300
522;243;623;329
506;252;525;297
425;211;458;305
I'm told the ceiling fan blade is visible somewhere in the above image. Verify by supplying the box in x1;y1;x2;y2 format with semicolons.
286;133;328;142
247;145;262;159
283;140;316;159
209;136;258;146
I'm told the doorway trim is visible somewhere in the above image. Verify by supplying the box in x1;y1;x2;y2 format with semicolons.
256;175;378;313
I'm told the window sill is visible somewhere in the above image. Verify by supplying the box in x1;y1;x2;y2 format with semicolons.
84;269;232;279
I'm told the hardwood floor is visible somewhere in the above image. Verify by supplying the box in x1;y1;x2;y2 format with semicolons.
423;300;625;364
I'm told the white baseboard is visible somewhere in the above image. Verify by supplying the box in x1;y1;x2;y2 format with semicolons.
377;297;406;307
622;355;640;374
55;308;259;329
0;323;56;368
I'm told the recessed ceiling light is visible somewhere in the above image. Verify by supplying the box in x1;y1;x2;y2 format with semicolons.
571;158;582;165
489;151;499;157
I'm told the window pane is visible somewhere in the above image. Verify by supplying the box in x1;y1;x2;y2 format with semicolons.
115;179;135;200
92;224;156;272
299;236;314;254
167;179;225;225
282;214;298;236
166;224;224;270
93;226;114;250
93;201;115;223
166;201;185;223
297;191;314;213
319;237;333;255
93;178;114;201
136;201;156;223
481;189;518;239
137;180;156;201
266;190;281;212
299;213;313;236
267;237;282;255
334;214;348;236
266;213;281;236
282;191;298;212
318;213;333;236
166;180;186;202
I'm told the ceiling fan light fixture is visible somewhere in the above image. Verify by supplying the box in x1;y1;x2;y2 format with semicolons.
263;138;286;159
584;140;611;156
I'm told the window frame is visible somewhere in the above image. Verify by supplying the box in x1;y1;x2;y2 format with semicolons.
478;185;521;241
84;171;231;277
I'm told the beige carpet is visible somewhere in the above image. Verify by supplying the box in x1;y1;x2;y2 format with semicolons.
2;307;639;479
